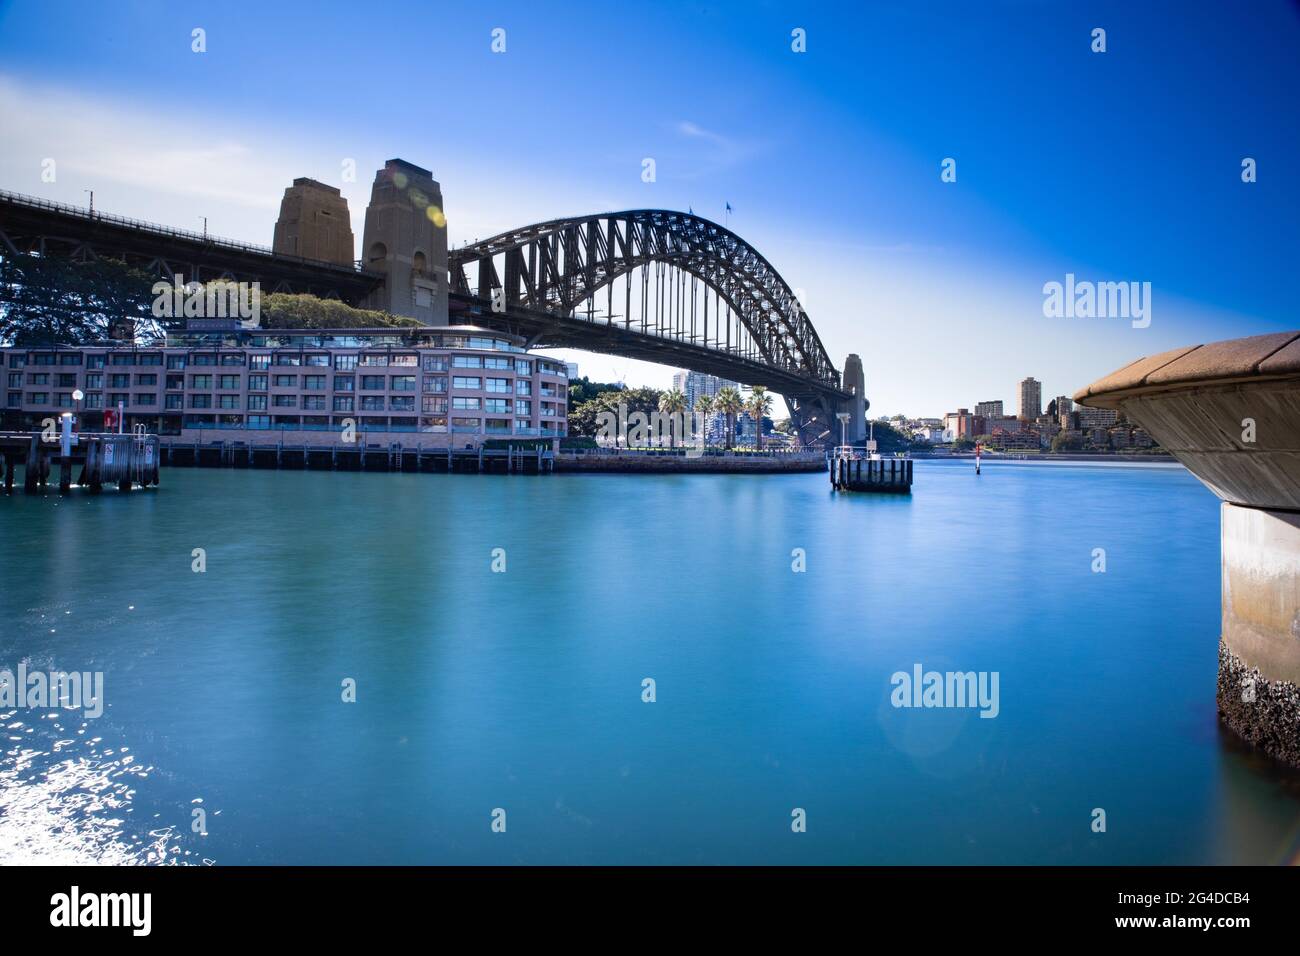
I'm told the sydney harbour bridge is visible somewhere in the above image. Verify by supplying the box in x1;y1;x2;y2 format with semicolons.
0;158;867;446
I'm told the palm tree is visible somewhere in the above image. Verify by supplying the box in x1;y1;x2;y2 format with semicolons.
746;386;772;451
694;393;714;450
714;386;743;450
658;388;687;448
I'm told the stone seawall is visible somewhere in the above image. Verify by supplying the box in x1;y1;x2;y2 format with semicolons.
555;454;824;474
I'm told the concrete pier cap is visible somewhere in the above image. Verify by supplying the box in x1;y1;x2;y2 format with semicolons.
1076;331;1300;765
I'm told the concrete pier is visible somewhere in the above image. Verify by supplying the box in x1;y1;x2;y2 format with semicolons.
1076;331;1300;765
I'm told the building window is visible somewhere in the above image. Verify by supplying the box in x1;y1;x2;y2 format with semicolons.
86;354;104;369
423;375;447;393
164;394;182;410
27;392;49;404
303;375;326;390
452;397;481;410
87;373;104;389
166;355;186;369
273;375;297;387
218;395;240;409
135;393;157;406
190;395;211;408
390;354;418;366
272;395;297;408
333;396;354;412
274;354;301;366
191;354;217;366
190;375;212;389
247;395;267;410
136;373;158;386
452;376;481;390
85;392;104;409
27;373;49;385
390;396;415;411
334;354;358;371
515;379;531;395
249;354;271;370
422;396;447;414
247;415;270;429
485;377;510;393
138;354;163;366
303;395;326;410
515;399;532;416
452;355;483;368
58;353;82;366
514;359;532;375
483;357;511;370
360;376;385;390
390;375;416;391
360;396;385;411
221;353;245;366
109;393;129;407
248;374;268;391
218;375;240;389
485;398;509;414
304;354;329;367
422;355;447;371
109;374;130;388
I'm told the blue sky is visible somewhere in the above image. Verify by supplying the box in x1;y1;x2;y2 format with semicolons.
1;0;1296;416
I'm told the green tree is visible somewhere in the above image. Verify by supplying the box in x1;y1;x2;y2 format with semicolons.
0;251;161;346
258;292;420;329
746;386;772;450
714;386;743;450
658;388;687;447
695;393;715;448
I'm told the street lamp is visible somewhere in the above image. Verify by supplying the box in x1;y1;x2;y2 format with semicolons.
83;189;94;216
836;412;850;450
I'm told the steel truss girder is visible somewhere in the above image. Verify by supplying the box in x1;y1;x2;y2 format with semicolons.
450;210;842;392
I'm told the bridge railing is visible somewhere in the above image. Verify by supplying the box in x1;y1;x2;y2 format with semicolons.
0;188;378;278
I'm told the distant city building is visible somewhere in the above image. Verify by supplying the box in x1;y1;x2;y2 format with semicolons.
986;415;1022;434
944;408;977;439
975;400;1003;419
565;362;579;379
674;369;737;442
1077;405;1119;429
1018;377;1042;420
1055;395;1074;428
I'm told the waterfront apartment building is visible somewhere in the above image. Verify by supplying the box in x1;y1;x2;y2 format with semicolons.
974;400;1003;419
1018;377;1042;420
0;326;569;448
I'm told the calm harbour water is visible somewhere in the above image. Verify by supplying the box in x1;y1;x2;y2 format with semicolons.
3;459;1300;865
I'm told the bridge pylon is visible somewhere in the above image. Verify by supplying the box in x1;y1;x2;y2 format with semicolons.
359;159;449;325
839;353;867;444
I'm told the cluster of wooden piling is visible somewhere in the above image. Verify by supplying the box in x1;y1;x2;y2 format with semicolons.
0;432;160;494
160;440;555;475
829;455;913;493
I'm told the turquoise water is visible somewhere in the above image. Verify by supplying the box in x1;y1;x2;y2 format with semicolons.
3;459;1300;865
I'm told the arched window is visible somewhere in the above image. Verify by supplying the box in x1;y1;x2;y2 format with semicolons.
368;241;387;263
412;251;427;274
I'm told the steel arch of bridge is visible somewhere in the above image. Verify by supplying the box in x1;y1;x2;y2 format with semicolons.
448;210;845;401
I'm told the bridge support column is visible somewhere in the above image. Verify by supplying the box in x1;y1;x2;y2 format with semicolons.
1077;331;1300;766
